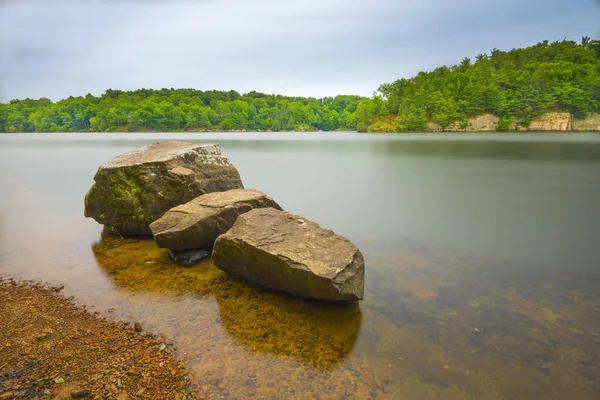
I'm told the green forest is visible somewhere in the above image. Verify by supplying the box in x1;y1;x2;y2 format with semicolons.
1;38;599;133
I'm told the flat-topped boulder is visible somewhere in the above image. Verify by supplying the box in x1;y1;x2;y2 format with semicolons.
212;208;364;302
84;141;243;236
150;189;282;251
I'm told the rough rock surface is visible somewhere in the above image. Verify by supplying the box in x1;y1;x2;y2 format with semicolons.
84;141;243;236
467;114;500;131
527;113;572;131
212;208;364;302
446;114;500;132
572;112;600;131
151;189;282;250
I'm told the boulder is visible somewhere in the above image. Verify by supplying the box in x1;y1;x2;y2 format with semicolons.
84;141;243;236
212;208;364;302
150;189;282;251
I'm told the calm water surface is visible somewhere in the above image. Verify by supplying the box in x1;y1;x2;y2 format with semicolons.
1;132;600;399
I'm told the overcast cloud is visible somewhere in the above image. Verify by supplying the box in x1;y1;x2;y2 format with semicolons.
0;0;599;101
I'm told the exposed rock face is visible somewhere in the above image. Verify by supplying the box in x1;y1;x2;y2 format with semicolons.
151;189;282;251
84;141;244;236
572;112;600;131
466;114;500;132
527;113;572;131
446;114;500;132
212;208;364;302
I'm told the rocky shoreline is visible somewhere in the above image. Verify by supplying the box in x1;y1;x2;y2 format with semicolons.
0;279;201;400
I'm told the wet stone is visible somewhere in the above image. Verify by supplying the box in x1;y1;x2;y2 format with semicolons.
71;389;91;398
169;248;211;266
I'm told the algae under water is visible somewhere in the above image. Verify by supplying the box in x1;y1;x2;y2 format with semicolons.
1;132;600;399
88;235;600;399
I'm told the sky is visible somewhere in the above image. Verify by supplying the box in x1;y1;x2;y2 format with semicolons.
0;0;599;101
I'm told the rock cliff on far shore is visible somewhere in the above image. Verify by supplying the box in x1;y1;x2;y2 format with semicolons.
527;113;572;131
572;113;600;131
392;112;600;133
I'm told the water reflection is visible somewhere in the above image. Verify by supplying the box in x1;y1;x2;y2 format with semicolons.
89;233;600;399
2;133;600;399
216;286;362;369
360;239;600;399
91;234;362;369
5;132;600;163
371;137;600;161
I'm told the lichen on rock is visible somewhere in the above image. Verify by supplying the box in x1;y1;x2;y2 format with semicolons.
212;208;365;302
84;141;244;236
151;188;282;251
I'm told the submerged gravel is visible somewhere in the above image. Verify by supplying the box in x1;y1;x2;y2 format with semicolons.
0;278;200;400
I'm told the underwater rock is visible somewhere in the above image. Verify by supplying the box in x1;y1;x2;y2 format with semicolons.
151;189;281;251
84;141;243;236
70;389;91;398
212;208;365;302
168;248;211;266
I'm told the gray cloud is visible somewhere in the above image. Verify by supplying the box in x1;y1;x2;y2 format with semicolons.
0;0;599;101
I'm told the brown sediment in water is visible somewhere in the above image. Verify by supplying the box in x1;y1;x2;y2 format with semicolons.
92;235;362;369
0;279;199;400
91;234;386;399
362;240;600;400
85;233;600;399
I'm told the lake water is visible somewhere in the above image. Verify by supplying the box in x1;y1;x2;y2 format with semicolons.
1;131;599;399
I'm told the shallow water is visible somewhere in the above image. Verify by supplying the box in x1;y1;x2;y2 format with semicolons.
1;132;600;399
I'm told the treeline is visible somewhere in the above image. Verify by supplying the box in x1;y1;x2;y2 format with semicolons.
357;38;600;132
1;38;599;133
0;89;363;132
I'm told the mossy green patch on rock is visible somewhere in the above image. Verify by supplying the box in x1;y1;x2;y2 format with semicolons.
84;142;243;236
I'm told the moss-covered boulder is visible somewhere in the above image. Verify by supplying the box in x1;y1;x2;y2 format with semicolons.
84;141;244;236
212;208;365;302
150;189;282;251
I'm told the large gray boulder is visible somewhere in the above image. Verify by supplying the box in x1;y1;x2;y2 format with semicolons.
84;141;243;236
212;208;364;302
150;189;282;251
